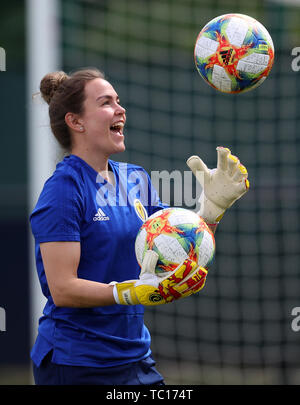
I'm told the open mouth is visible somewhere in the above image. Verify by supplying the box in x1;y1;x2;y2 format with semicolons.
110;122;124;135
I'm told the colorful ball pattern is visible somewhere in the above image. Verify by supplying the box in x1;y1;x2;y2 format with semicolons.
194;13;275;94
135;207;215;276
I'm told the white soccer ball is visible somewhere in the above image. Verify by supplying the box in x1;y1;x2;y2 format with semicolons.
194;13;275;93
135;207;215;276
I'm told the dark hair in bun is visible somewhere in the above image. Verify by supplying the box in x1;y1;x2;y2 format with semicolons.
40;71;69;105
39;68;105;150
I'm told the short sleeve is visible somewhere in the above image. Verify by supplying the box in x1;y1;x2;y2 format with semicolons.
30;170;84;243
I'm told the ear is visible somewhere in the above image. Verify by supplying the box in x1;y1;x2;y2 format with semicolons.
65;112;84;133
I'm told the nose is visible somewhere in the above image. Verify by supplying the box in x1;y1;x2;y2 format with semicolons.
116;103;126;115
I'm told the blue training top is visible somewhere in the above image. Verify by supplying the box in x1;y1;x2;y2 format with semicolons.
30;154;165;368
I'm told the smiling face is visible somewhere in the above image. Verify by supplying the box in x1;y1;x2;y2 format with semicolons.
74;78;126;158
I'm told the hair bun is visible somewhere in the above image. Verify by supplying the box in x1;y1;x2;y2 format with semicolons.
40;71;69;104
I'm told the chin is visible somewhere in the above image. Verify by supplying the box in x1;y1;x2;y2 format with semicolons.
118;145;126;154
112;142;126;155
118;140;126;152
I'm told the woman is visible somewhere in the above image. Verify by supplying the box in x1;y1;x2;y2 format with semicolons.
30;68;249;385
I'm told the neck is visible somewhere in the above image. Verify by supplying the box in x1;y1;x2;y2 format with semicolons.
71;148;111;180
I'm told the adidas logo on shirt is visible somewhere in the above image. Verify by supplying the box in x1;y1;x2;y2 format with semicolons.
93;208;110;221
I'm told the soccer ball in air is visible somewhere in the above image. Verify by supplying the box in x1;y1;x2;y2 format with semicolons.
135;208;215;276
194;13;275;93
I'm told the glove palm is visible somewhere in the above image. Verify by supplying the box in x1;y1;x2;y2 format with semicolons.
187;146;249;224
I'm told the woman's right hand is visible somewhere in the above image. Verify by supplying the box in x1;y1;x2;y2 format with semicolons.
112;251;208;306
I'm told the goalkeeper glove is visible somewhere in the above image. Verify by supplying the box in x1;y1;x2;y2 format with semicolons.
112;250;208;306
186;146;249;225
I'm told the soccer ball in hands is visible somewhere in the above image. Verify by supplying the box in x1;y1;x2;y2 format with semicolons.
194;13;274;94
135;208;215;277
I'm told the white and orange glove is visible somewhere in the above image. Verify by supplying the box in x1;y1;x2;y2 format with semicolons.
112;251;208;306
187;146;249;226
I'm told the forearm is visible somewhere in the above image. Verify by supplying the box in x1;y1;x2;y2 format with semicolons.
40;242;117;308
52;277;116;308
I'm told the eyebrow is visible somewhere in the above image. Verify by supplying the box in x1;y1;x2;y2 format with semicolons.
96;94;120;102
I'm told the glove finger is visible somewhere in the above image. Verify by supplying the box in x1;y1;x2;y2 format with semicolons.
186;155;210;183
177;264;207;285
171;267;208;296
179;266;207;288
178;276;207;295
239;177;250;192
140;250;159;277
172;258;198;282
232;164;248;182
159;262;207;301
232;178;250;199
160;258;197;285
216;146;231;171
227;154;240;177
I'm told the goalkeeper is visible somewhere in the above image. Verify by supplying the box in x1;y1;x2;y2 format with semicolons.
30;68;249;385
